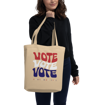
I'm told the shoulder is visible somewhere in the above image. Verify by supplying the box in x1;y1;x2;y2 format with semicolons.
65;17;71;32
29;15;39;24
67;15;72;26
29;15;36;20
29;14;46;24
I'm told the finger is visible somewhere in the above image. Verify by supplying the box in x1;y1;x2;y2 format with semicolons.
71;80;76;84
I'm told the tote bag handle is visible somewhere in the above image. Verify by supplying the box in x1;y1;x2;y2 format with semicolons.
31;16;58;46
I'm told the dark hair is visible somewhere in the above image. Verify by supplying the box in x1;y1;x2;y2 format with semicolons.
34;0;67;20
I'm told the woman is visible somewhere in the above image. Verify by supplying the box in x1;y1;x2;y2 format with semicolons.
28;0;81;105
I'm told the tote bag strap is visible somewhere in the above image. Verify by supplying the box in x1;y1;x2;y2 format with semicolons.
31;16;58;46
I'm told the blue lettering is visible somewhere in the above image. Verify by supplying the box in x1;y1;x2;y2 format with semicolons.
32;67;57;78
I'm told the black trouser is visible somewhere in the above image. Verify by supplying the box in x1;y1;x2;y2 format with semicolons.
35;57;71;105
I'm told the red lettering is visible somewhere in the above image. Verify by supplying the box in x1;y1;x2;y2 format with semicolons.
41;52;47;61
33;52;58;63
52;53;57;62
46;53;53;63
33;52;40;60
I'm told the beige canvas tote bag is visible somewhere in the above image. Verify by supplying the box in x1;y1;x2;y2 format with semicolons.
24;16;66;93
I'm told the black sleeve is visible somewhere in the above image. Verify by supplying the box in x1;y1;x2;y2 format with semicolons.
29;16;55;45
67;17;79;77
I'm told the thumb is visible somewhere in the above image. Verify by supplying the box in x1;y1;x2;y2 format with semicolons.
71;80;75;85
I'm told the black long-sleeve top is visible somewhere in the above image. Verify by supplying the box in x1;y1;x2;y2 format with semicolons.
29;13;79;77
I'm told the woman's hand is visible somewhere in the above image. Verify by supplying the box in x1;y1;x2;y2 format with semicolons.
71;76;81;87
46;10;55;18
